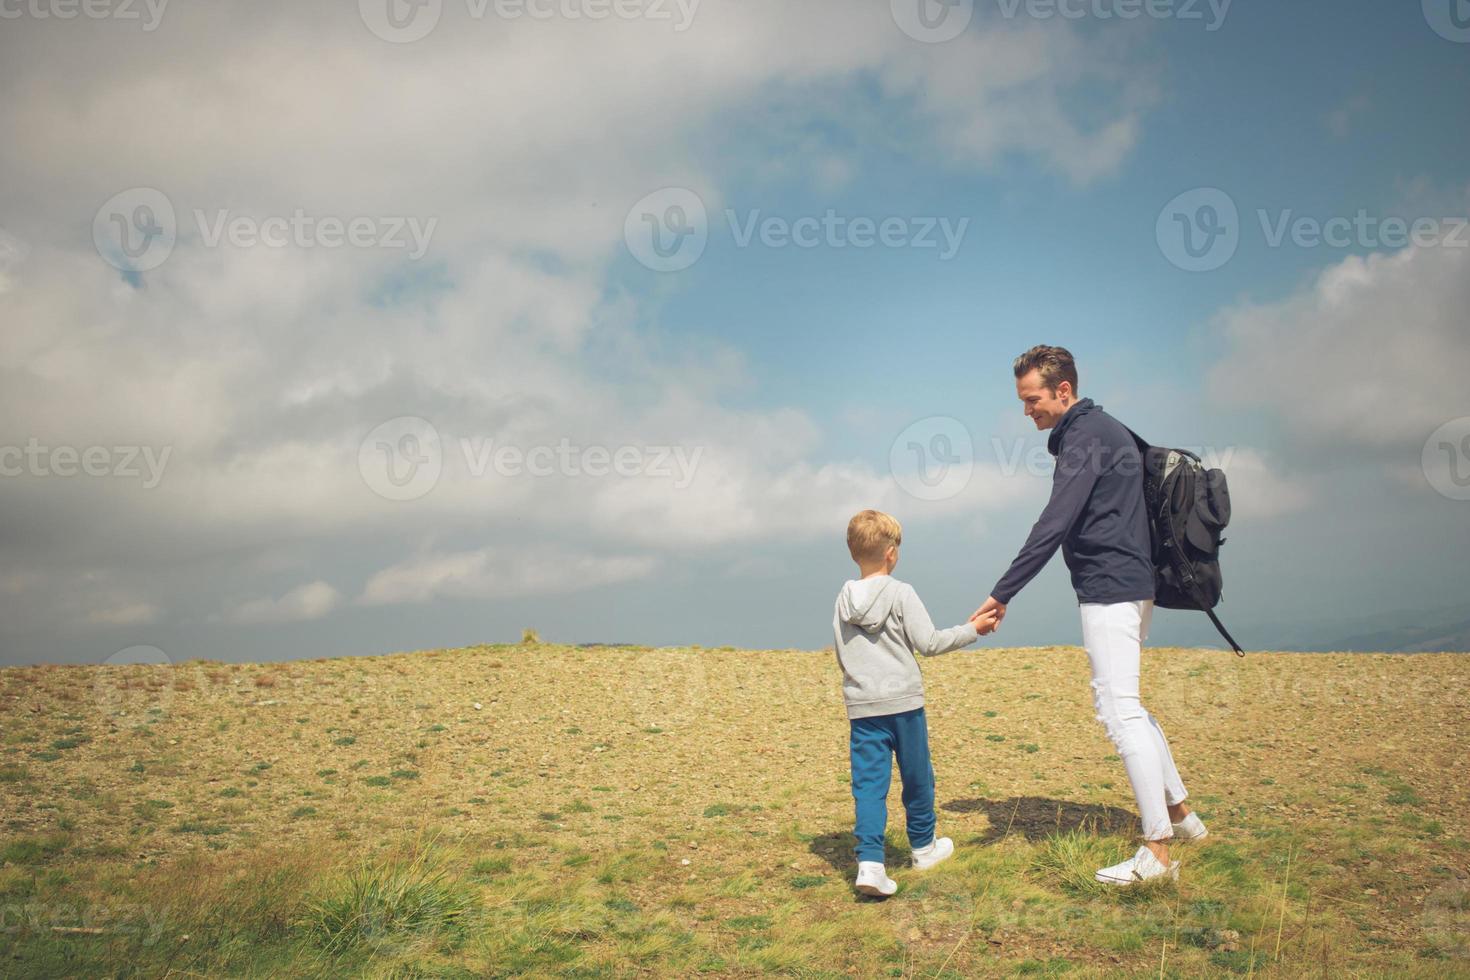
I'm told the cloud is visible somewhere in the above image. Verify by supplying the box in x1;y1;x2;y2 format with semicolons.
221;581;342;625
1210;447;1310;520
1209;243;1470;453
357;548;656;606
0;2;1159;648
85;601;163;627
1325;94;1371;139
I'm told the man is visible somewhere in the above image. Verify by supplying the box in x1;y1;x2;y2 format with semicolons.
973;345;1207;884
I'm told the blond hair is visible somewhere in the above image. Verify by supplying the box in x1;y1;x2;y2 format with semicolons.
846;509;902;564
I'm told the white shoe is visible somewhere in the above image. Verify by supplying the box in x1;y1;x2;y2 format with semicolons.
1172;812;1208;841
1095;845;1180;886
911;836;954;871
855;861;897;896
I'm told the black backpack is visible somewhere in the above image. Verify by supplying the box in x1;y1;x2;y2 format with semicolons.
1126;429;1244;656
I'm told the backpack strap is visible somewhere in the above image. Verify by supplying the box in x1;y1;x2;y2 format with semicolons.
1202;605;1246;657
1164;526;1248;657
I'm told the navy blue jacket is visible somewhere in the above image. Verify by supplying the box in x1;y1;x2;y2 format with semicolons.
990;398;1155;606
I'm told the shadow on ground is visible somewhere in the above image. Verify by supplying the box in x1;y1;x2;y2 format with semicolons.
942;796;1138;843
807;795;1138;885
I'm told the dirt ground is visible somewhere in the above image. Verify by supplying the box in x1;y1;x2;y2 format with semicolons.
2;643;1468;975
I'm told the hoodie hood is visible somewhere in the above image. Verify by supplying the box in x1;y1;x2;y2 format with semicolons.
1047;397;1098;456
836;575;900;633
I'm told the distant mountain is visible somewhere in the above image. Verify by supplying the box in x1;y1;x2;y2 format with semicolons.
1150;602;1470;653
1324;617;1470;654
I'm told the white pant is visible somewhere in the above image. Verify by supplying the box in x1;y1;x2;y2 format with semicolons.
1080;599;1187;841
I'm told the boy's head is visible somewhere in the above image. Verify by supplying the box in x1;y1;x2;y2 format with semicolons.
847;509;902;573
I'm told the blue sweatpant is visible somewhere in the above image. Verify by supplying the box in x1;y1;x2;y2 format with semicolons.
849;706;936;864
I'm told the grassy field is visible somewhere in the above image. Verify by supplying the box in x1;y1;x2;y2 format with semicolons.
1;641;1467;978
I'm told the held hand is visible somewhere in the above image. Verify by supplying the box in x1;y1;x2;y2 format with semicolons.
971;596;1007;630
970;609;1001;635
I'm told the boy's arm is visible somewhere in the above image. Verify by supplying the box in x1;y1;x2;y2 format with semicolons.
900;585;981;657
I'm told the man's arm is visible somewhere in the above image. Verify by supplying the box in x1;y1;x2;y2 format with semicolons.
899;585;981;657
987;433;1103;606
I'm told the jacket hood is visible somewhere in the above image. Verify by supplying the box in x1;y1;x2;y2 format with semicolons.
1047;397;1099;456
836;575;900;633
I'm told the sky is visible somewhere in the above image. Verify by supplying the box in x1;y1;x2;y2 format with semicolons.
1;0;1468;668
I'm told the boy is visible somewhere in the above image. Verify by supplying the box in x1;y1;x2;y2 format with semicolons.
833;509;999;897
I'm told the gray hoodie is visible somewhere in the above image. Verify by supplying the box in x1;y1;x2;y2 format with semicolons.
832;574;979;720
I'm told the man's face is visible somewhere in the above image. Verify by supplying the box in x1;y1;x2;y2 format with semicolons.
1016;369;1074;430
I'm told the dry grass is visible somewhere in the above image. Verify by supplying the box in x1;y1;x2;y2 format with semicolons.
0;643;1467;976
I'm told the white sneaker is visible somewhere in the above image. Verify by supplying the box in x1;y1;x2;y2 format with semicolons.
911;836;954;871
1172;812;1208;841
1095;845;1180;886
855;860;897;896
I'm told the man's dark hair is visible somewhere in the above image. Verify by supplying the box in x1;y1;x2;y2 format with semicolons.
1013;345;1079;395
